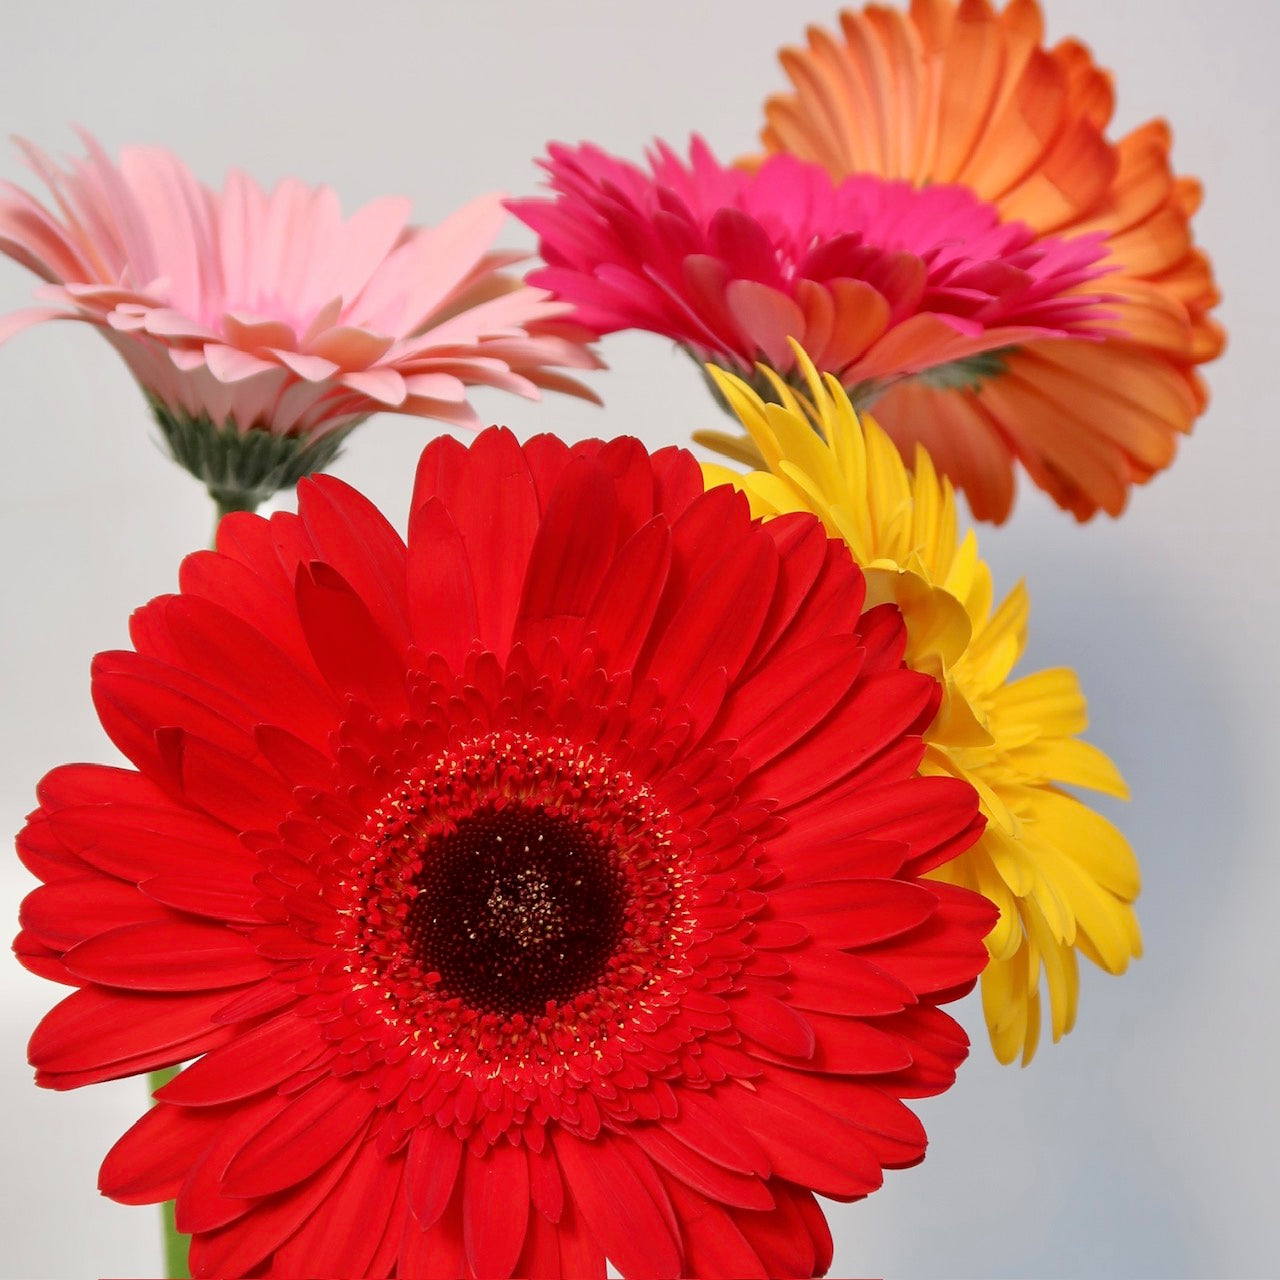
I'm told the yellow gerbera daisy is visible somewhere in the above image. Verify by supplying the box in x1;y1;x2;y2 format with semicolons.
702;343;1142;1064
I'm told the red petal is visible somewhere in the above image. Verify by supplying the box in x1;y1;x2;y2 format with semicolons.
64;920;270;991
879;1004;971;1097
856;600;911;671
253;724;335;791
91;656;258;780
859;880;996;995
295;560;409;713
650;444;705;522
773;1070;927;1167
769;878;940;946
99;1100;224;1205
366;1188;410;1280
463;1141;530;1279
759;536;865;663
743;514;839;670
406;497;479;667
645;523;779;708
221;1073;374;1197
662;1174;770;1280
514;1204;563;1280
35;761;168;809
582;517;672;671
521;433;573;510
174;1091;290;1232
555;1192;607;1279
732;1181;829;1279
514;454;620;657
212;979;297;1025
297;473;410;652
20;876;171;950
187;1130;364;1279
804;775;981;860
398;1187;466;1280
636;485;743;665
13;933;78;985
29;986;238;1077
411;426;540;656
406;1123;464;1229
729;1077;884;1199
16;811;91;882
271;1134;402;1278
727;988;816;1059
772;834;910;883
157;1013;319;1106
45;802;249;882
785;947;917;1016
788;1010;915;1076
788;1181;834;1275
178;545;304;668
631;1124;774;1211
719;636;865;764
593;436;661;530
166;731;296;833
615;1136;681;1238
140;871;263;924
744;669;936;808
663;1088;772;1178
553;1132;682;1278
120;595;338;747
527;1136;564;1223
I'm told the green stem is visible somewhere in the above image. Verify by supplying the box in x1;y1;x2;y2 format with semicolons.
212;488;262;526
147;1067;190;1278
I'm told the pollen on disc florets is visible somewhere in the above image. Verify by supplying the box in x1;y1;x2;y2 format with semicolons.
319;730;701;1115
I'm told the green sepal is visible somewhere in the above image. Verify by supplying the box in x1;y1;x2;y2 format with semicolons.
691;344;1017;438
148;396;365;516
913;347;1014;392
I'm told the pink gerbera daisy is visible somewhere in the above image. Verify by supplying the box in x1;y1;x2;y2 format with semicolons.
0;132;600;514
508;136;1112;416
17;426;994;1278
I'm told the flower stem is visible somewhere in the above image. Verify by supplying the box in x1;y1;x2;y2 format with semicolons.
212;490;261;524
147;1067;189;1278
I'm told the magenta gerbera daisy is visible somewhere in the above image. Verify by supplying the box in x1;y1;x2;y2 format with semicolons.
16;427;994;1278
0;132;600;514
508;136;1111;409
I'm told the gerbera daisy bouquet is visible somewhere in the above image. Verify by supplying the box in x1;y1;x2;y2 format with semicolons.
4;2;1221;1277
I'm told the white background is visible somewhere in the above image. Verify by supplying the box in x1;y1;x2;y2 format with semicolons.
0;2;1275;1276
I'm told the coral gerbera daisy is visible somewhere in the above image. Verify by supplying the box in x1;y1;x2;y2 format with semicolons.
16;426;995;1278
753;0;1224;522
508;135;1114;432
0;132;600;515
703;342;1141;1064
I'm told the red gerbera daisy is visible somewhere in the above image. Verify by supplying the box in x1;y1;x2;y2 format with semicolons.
16;427;993;1279
508;136;1112;410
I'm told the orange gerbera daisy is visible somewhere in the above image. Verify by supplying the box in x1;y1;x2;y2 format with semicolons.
754;0;1223;522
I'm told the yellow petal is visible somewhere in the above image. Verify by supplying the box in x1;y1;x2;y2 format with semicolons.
1022;788;1141;900
1005;736;1130;798
982;953;1031;1065
991;666;1088;741
1023;897;1080;1041
691;427;763;469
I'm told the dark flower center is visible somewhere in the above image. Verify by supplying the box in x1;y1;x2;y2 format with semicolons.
405;805;629;1017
